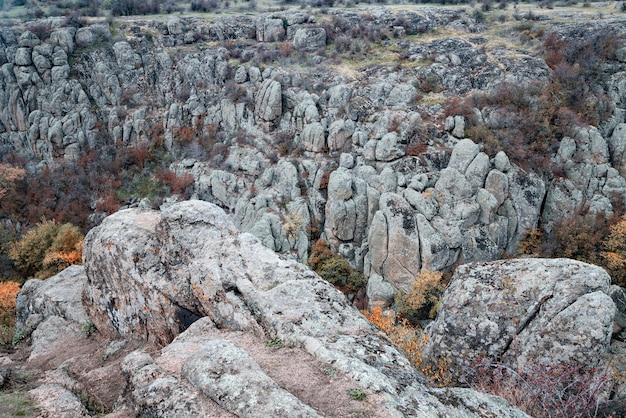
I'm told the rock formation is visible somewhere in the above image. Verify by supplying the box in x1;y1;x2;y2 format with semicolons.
1;5;626;332
14;200;532;417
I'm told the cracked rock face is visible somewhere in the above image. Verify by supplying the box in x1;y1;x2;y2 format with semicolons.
425;258;616;374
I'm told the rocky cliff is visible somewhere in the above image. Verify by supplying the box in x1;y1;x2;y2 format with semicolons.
2;6;626;307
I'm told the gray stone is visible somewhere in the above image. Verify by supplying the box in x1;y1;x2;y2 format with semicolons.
293;27;326;51
14;48;32;66
366;273;396;308
327;119;354;151
609;285;626;333
18;30;40;47
556;136;577;163
167;17;184;35
426;259;615;374
416;214;453;271
451;115;465;138
327;168;353;201
122;350;204;417
477;188;499;224
182;338;320;417
493;151;511;172
465;152;490;191
403;188;438;220
50;28;75;53
435;167;473;198
327;84;352;108
609;123;626;177
484;170;508;206
386;83;417;106
29;316;82;363
29;384;90;418
339;153;354;168
448;138;479;173
506;168;545;252
16;265;90;337
248;66;261;83
300;122;325;152
375;132;404;161
113;41;141;71
257;16;286;42
234;65;248;83
75;27;96;48
368;193;421;292
255;79;282;123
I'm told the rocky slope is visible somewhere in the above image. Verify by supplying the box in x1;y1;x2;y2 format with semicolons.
2;199;620;417
7;200;536;417
4;200;624;416
1;5;626;305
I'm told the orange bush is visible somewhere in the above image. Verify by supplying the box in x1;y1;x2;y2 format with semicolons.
10;219;84;281
0;164;25;201
363;306;453;386
0;281;19;312
0;280;20;347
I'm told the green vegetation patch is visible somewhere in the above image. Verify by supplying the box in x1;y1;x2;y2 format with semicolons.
0;392;39;417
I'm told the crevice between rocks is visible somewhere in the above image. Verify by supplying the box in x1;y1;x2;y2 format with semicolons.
500;293;553;357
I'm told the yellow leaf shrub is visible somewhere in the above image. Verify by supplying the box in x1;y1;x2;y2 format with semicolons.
395;270;446;321
10;219;84;281
601;216;626;287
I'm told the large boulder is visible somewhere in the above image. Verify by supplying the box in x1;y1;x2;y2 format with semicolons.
293;27;326;51
426;258;616;374
15;265;90;337
255;79;283;124
367;193;421;292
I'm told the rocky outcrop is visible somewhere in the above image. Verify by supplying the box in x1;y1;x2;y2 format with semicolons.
425;258;616;374
78;200;531;417
15;265;90;338
358;138;546;305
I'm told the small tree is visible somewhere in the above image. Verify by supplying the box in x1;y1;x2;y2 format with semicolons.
395;269;446;321
0;280;20;348
601;216;626;287
0;164;25;201
309;239;365;292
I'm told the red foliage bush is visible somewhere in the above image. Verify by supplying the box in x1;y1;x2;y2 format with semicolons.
155;168;194;196
468;359;613;418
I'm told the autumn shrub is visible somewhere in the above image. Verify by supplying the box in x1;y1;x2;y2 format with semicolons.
0;164;25;201
309;239;365;293
405;141;428;157
601;216;626;287
0;280;20;348
395;270;446;322
467;358;613;418
155;168;194;197
363;306;453;387
9;219;83;281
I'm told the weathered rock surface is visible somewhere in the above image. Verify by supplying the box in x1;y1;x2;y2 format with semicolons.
426;258;616;374
15;265;90;337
